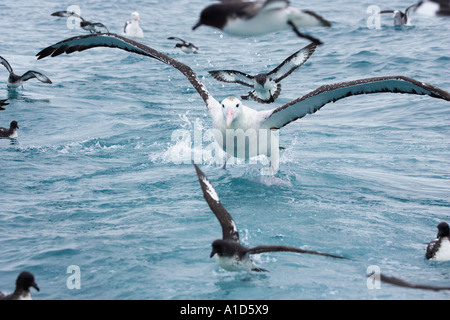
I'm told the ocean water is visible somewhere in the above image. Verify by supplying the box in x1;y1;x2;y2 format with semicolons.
0;0;449;301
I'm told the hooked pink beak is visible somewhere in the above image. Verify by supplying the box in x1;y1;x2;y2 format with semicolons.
226;108;234;129
135;15;141;22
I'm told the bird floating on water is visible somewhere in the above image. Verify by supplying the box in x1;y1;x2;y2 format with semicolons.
0;271;39;300
124;12;144;38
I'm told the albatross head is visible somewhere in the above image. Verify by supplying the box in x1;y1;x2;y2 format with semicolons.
221;97;243;129
131;12;141;22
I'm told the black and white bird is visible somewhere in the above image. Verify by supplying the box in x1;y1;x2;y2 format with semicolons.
124;12;144;38
368;272;450;291
1;56;52;89
192;0;332;45
209;43;316;104
380;4;420;25
414;0;450;16
0;99;8;110
36;33;450;174
0;120;19;138
426;222;450;261
194;163;349;272
0;271;39;300
51;10;109;34
168;37;199;54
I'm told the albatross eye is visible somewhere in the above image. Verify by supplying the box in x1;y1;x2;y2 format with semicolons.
222;104;225;108
236;103;240;108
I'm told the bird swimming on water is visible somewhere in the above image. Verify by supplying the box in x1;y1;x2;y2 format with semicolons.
0;271;39;300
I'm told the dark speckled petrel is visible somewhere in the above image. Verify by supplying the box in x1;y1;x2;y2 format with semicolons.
192;0;332;45
36;33;450;173
0;271;39;300
209;42;316;104
426;222;450;261
0;56;52;89
194;163;349;272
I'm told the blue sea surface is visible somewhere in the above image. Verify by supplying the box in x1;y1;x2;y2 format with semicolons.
0;0;449;300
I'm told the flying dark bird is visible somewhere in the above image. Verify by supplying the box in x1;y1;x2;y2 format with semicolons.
209;43;316;104
0;271;39;300
0;120;19;138
168;37;199;54
36;33;450;174
193;163;349;272
51;10;109;34
0;56;52;89
192;0;332;45
426;222;450;261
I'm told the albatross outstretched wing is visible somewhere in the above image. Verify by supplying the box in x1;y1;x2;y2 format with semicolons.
247;244;350;259
36;33;218;112
259;76;450;130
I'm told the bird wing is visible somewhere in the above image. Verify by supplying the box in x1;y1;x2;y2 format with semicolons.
194;164;240;242
246;245;349;259
268;43;317;83
0;56;13;74
20;71;52;84
425;239;439;259
167;36;188;44
36;33;219;114
380;10;395;14
91;22;109;32
375;273;450;291
0;99;9;108
258;76;450;130
51;11;85;21
209;70;255;87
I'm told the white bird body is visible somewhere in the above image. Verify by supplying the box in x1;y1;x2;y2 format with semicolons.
124;12;144;38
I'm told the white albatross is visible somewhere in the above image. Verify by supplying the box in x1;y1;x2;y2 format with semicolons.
36;33;450;174
124;12;144;38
